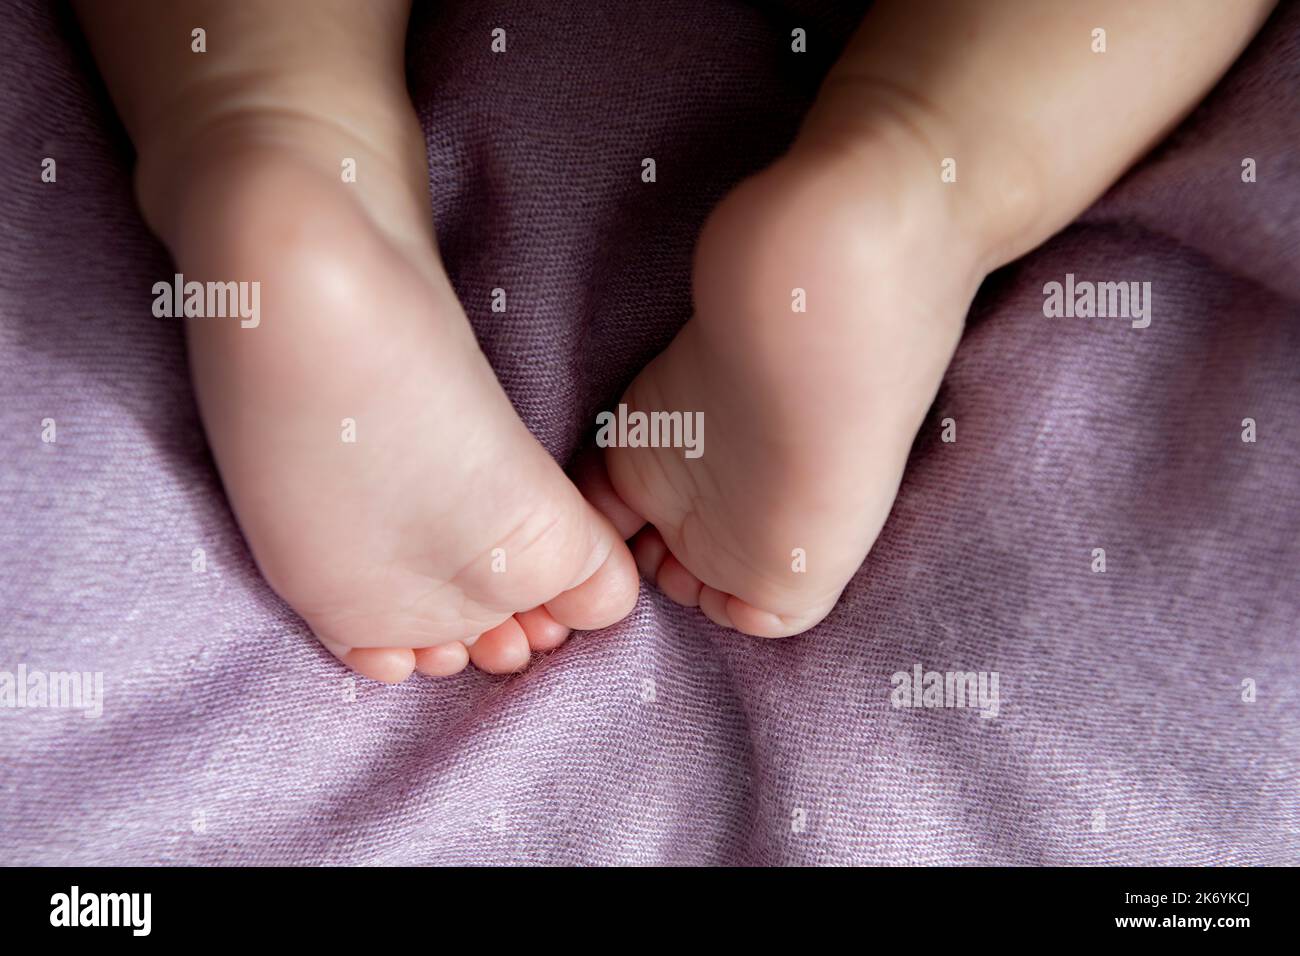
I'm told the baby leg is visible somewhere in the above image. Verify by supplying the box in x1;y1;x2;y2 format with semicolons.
598;0;1274;635
76;1;639;680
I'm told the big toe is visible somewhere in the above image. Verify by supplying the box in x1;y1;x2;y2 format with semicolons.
544;516;639;631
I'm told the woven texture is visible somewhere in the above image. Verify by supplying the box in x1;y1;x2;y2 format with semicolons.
1;0;1297;865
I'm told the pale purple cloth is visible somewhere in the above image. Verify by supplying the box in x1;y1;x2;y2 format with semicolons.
1;0;1298;865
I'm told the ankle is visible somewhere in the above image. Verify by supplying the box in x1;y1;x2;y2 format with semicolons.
794;73;1047;276
133;73;428;253
135;105;430;268
134;111;266;248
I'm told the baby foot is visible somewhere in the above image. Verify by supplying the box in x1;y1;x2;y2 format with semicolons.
599;128;984;637
142;108;637;681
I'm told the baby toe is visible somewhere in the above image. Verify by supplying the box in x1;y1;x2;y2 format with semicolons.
697;585;734;629
467;617;532;674
340;646;417;683
515;606;570;651
631;526;669;581
414;642;470;677
656;553;703;608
